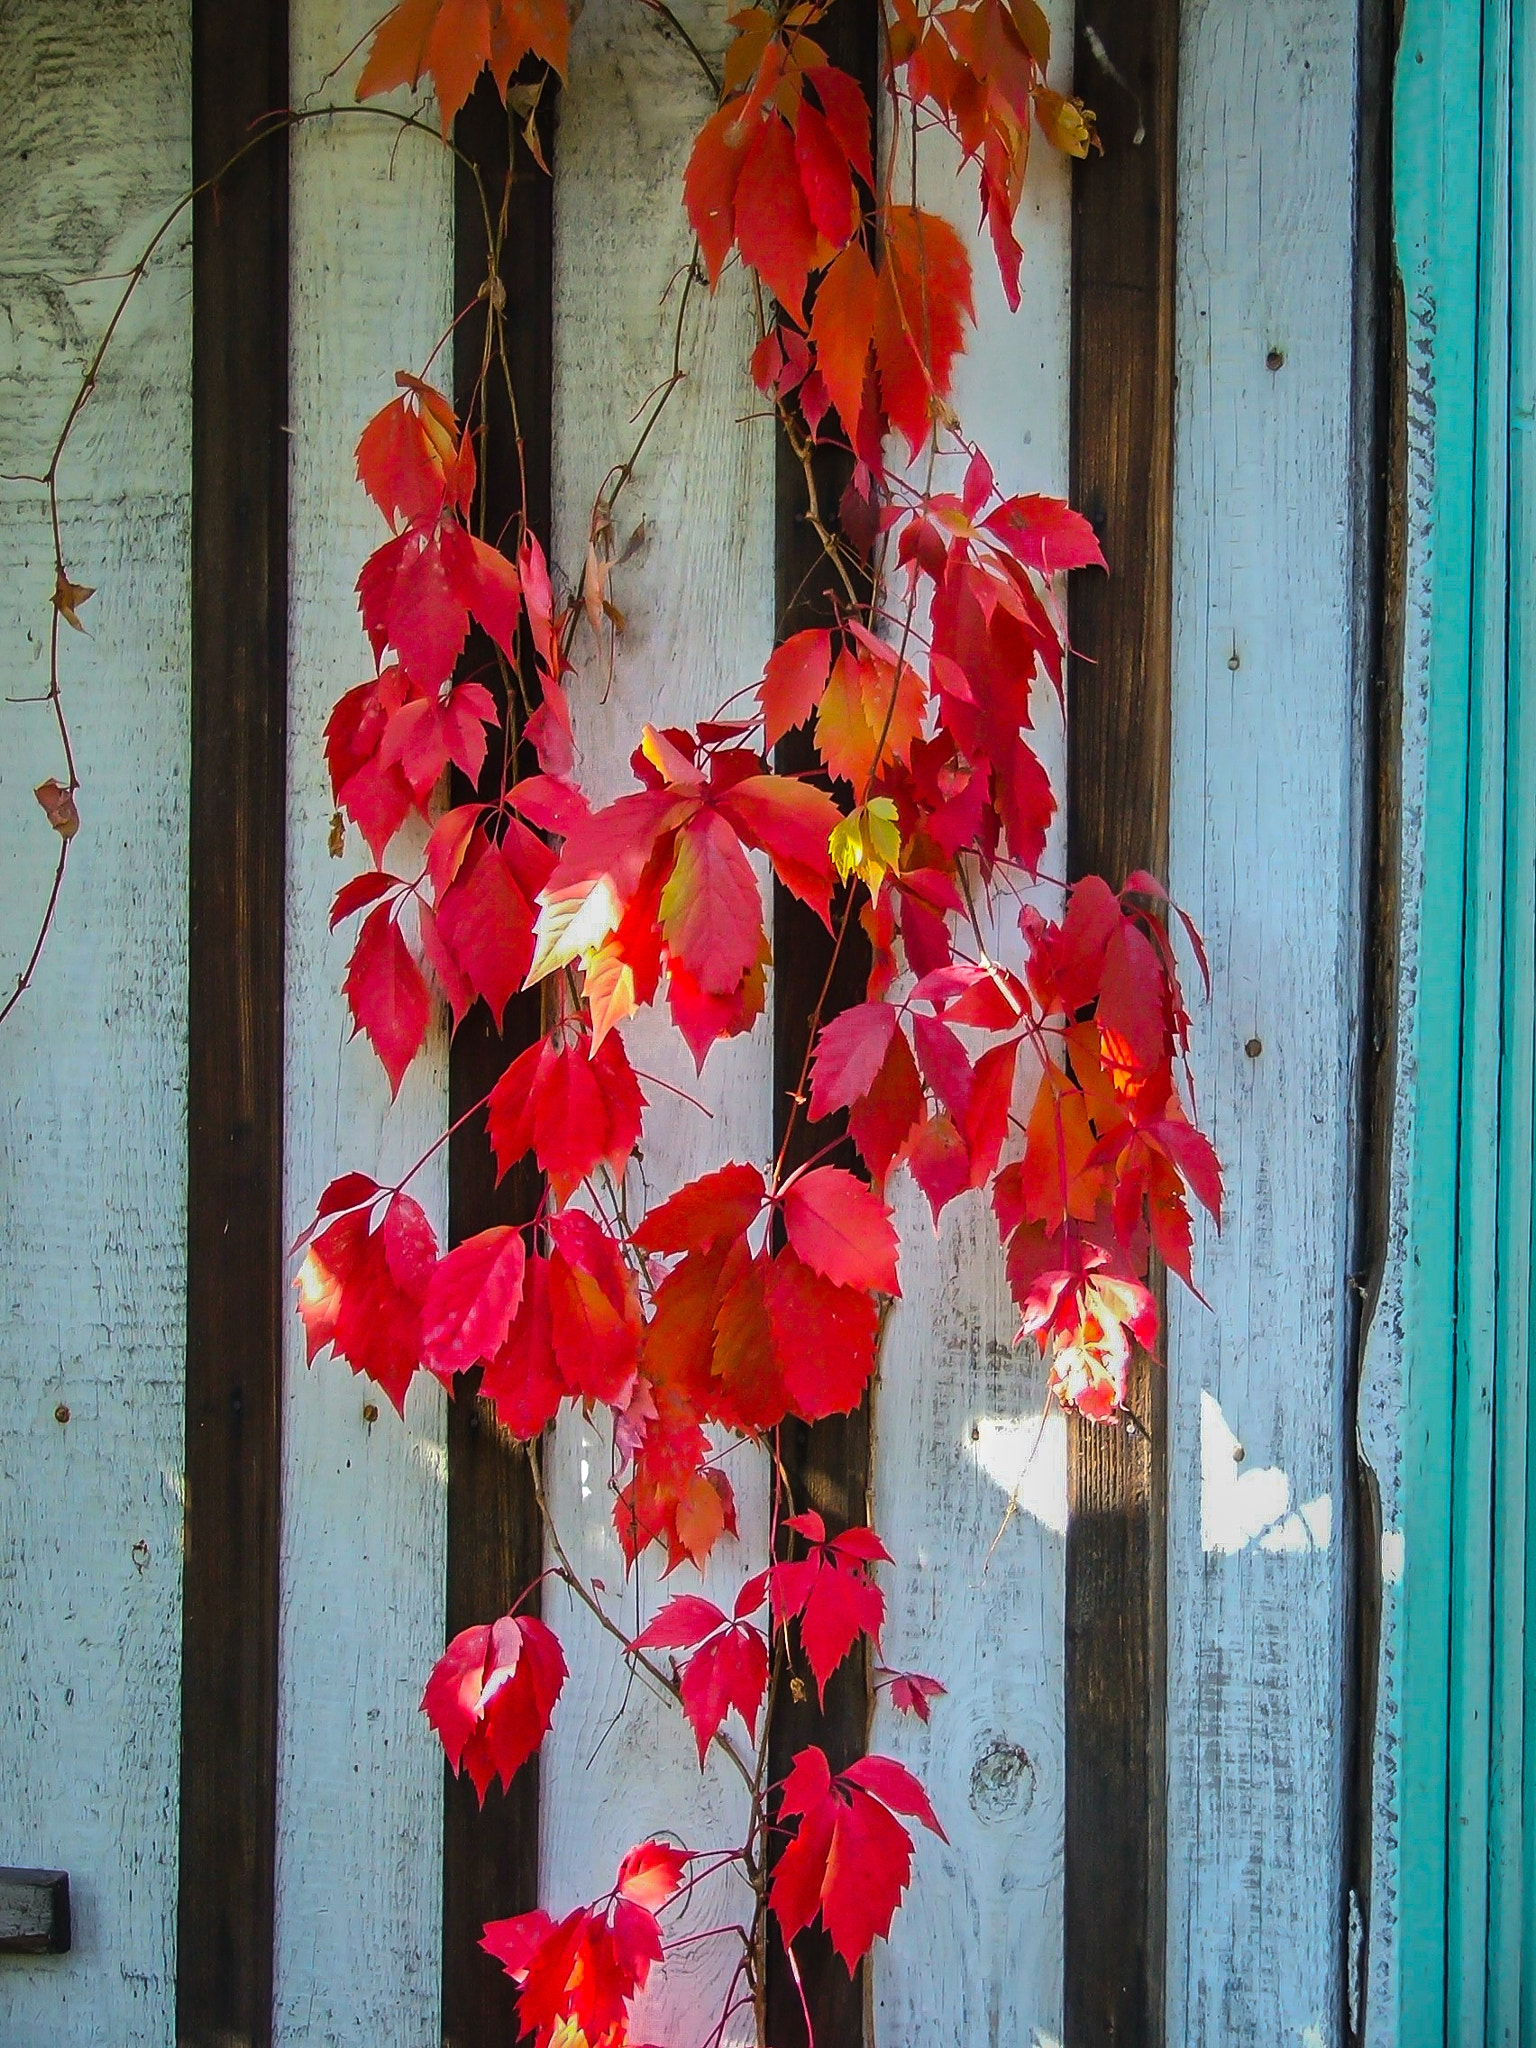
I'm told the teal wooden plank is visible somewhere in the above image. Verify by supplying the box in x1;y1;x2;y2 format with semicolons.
1395;0;1485;2031
1395;0;1536;2035
1448;6;1511;2038
1490;10;1536;2030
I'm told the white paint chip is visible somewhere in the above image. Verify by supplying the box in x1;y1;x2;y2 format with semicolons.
968;1409;1069;1537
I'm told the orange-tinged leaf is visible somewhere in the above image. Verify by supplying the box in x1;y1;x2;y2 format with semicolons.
758;627;834;749
659;809;762;996
358;0;568;132
734;116;820;325
874;206;973;457
809;240;877;437
794;97;858;247
683;103;748;285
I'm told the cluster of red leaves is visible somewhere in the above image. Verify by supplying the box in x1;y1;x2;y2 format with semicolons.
311;0;1224;2035
482;1841;686;2048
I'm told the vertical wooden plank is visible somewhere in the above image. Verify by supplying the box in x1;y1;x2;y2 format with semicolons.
180;2;287;2041
1444;10;1510;2037
1063;0;1177;2039
0;8;191;2042
440;75;550;2047
1388;2;1483;2039
865;4;1073;2040
275;7;452;2039
1164;3;1363;2041
541;3;773;2040
762;5;878;2038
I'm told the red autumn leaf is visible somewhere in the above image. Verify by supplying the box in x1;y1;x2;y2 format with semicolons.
419;1224;527;1381
770;1745;945;1970
715;772;841;927
617;1395;739;1572
766;1250;879;1419
848;1024;925;1186
358;0;571;134
735;115;821;326
904;1110;971;1225
804;61;874;185
421;1609;566;1800
770;1507;888;1701
810;240;878;439
794;96;858;246
883;1668;946;1722
683;102;749;286
480;1253;567;1438
482;1841;680;2048
983;491;1107;576
632;1587;769;1764
808;1001;899;1120
874;206;974;458
378;678;498;802
343;903;431;1096
547;1210;641;1406
758;627;834;748
658;807;763;995
325;668;416;860
780;1165;900;1294
297;1191;438;1414
486;1028;647;1202
355;378;468;527
632;1162;768;1255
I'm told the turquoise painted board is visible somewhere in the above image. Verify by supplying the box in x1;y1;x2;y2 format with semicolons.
1393;0;1536;2037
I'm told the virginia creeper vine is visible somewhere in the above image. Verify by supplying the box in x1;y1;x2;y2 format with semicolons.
17;2;1222;2041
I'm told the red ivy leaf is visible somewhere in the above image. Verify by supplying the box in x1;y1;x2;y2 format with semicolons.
422;1610;566;1801
420;1224;527;1381
780;1165;900;1294
343;903;430;1096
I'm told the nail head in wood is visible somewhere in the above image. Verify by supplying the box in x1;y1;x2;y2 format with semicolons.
0;1869;71;1954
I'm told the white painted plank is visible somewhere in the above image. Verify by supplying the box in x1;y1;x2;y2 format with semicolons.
868;19;1073;2040
1165;3;1362;2039
0;7;191;2042
542;4;773;2038
275;10;453;2039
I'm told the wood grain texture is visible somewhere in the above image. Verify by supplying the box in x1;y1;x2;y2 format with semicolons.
1164;3;1364;2039
179;2;289;2038
0;6;190;2041
440;74;551;2048
543;4;773;2039
1063;1;1177;2041
274;9;453;2041
866;12;1073;2037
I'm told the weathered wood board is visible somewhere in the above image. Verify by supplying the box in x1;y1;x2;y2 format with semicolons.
541;2;774;2038
1165;1;1363;2039
274;8;453;2038
868;11;1073;2038
0;6;191;2041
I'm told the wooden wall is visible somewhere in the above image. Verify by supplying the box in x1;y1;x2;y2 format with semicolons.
0;0;1383;2041
0;5;191;2041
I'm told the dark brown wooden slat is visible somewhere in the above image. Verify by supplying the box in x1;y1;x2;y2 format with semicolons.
766;5;879;2042
440;75;553;2048
177;5;288;2042
1063;5;1178;2044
